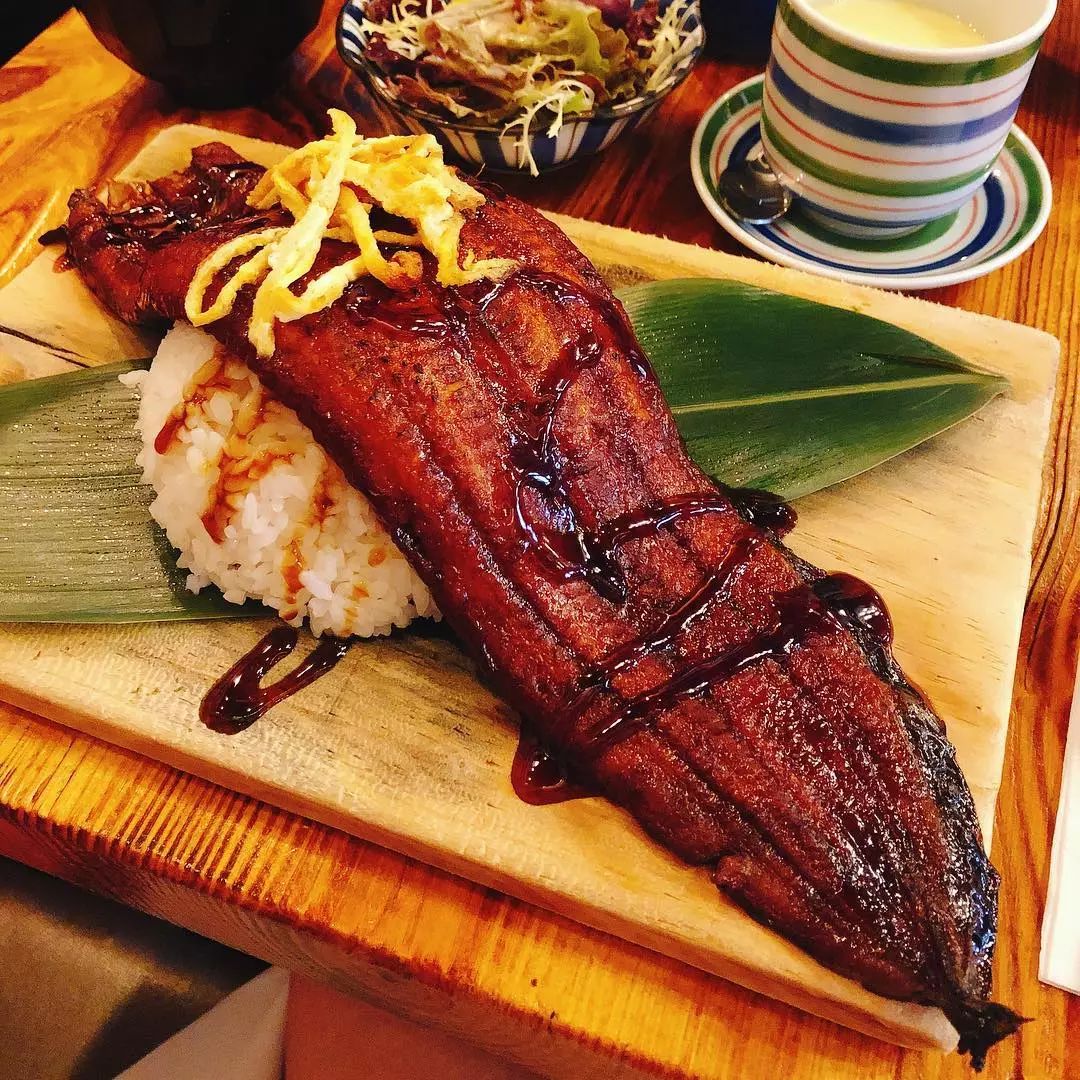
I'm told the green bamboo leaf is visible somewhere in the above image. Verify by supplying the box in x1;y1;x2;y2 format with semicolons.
0;360;265;622
617;278;1008;499
0;280;1008;623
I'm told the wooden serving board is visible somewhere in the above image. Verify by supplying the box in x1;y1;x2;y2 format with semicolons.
0;126;1059;1053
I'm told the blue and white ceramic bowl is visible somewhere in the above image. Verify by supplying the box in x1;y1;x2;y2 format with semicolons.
337;0;704;174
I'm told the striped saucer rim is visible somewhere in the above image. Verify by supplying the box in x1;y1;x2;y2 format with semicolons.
691;74;1052;292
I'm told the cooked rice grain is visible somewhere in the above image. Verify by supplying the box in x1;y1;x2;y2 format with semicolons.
125;323;436;637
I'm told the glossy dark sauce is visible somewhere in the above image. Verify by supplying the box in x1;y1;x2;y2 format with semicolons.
100;160;270;249
567;569;896;758
347;264;821;768
584;583;843;755
813;572;893;650
482;270;650;600
347;267;652;603
593;488;794;557
38;227;74;271
200;625;350;734
562;533;762;725
346;283;469;341
505;268;652;381
511;728;593;805
350;268;797;613
39;226;68;247
727;486;798;536
510;327;626;600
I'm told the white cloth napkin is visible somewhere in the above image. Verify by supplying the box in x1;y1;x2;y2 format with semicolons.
115;966;534;1078
117;967;289;1080
1039;657;1080;994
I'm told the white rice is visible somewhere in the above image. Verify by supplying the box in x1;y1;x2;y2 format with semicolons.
124;323;437;637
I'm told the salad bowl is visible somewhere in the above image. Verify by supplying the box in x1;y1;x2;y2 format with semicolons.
337;0;705;175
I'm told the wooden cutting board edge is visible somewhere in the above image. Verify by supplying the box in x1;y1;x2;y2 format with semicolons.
0;665;960;1054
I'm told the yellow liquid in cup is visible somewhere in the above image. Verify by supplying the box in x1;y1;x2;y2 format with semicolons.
816;0;988;49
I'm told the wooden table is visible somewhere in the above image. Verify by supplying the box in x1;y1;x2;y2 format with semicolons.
0;7;1076;1079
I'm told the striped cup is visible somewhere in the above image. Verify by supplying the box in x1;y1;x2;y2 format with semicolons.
761;0;1056;236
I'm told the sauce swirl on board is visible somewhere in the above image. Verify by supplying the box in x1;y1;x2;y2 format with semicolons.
511;728;593;805
200;625;350;734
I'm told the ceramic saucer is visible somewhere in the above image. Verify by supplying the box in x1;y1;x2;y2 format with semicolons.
691;75;1052;291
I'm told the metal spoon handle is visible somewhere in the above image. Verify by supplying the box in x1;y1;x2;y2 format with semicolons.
717;150;793;225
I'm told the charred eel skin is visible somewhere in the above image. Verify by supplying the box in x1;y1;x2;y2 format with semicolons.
65;144;1023;1067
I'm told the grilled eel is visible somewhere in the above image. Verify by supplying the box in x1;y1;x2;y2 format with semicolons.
64;143;1022;1066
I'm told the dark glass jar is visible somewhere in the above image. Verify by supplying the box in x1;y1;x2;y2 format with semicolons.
76;0;325;108
701;0;778;63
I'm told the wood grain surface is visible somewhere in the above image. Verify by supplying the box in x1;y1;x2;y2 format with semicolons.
0;6;1077;1079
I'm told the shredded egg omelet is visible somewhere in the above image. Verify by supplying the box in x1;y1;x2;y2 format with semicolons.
185;109;516;357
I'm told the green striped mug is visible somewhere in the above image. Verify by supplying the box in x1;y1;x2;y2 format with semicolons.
761;0;1056;236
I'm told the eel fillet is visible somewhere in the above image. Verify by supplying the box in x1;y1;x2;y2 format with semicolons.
64;144;1022;1066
